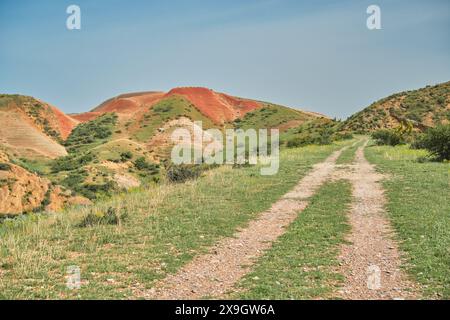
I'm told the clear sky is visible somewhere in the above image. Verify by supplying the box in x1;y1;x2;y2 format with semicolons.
0;0;449;118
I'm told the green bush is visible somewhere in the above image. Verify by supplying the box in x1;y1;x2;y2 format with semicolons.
371;130;404;146
166;164;203;183
134;157;159;173
51;153;94;172
120;151;133;162
419;125;450;161
410;133;426;150
286;137;313;148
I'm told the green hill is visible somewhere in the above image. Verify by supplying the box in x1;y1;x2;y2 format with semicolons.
343;81;450;132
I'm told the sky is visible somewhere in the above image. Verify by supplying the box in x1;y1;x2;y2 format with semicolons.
0;0;449;119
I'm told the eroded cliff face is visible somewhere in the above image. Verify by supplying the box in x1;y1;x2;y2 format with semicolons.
0;152;90;215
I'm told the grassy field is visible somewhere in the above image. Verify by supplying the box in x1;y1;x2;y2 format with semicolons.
233;180;352;299
365;144;450;298
0;141;351;299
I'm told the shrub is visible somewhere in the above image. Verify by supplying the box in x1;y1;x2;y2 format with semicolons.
0;163;11;171
51;153;94;172
371;130;404;146
334;132;354;140
419;125;450;161
134;157;159;173
410;133;426;150
286;137;312;148
78;206;128;227
120;151;133;162
166;164;202;183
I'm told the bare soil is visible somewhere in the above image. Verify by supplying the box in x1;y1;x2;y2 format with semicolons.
334;141;419;299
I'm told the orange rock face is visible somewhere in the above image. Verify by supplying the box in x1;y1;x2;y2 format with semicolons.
0;162;49;215
166;87;261;124
73;87;262;125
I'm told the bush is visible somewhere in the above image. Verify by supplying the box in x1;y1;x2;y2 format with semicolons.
410;133;426;150
120;151;133;162
134;157;159;174
0;163;11;171
419;125;450;161
166;164;202;183
78;206;128;227
371;130;404;146
51;153;94;172
286;137;312;148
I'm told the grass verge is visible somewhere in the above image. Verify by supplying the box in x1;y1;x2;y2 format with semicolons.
233;180;352;299
365;144;450;298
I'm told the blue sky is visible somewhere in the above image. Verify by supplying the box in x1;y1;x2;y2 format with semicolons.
0;0;449;118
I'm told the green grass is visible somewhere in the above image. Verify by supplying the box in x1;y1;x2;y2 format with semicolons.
132;96;215;142
233;180;352;299
233;103;311;131
365;144;450;298
0;141;352;299
336;138;365;164
11;157;52;175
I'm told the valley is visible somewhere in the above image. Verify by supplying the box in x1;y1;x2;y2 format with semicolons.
0;82;449;300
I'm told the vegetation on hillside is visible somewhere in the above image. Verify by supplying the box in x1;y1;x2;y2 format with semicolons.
64;113;117;153
132;96;215;142
282;118;353;148
0;94;64;142
233;103;311;130
344;81;450;133
47;113;161;200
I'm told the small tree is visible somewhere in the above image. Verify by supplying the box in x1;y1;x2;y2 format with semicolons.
420;125;450;161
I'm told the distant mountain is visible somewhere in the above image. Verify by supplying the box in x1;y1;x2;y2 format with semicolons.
343;81;450;132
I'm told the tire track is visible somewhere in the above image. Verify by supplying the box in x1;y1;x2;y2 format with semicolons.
334;141;419;299
138;146;347;299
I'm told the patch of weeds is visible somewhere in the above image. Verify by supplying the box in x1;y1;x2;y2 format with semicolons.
165;164;210;183
78;206;128;227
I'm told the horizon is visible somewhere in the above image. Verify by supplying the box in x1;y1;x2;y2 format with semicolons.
1;0;449;119
3;81;450;120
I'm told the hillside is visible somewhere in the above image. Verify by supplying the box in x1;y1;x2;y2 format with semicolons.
1;87;321;215
343;81;450;132
0;150;89;215
0;94;78;159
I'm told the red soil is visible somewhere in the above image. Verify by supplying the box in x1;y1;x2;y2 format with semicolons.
69;112;103;122
75;88;262;125
93;92;165;114
166;87;261;124
49;106;79;139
